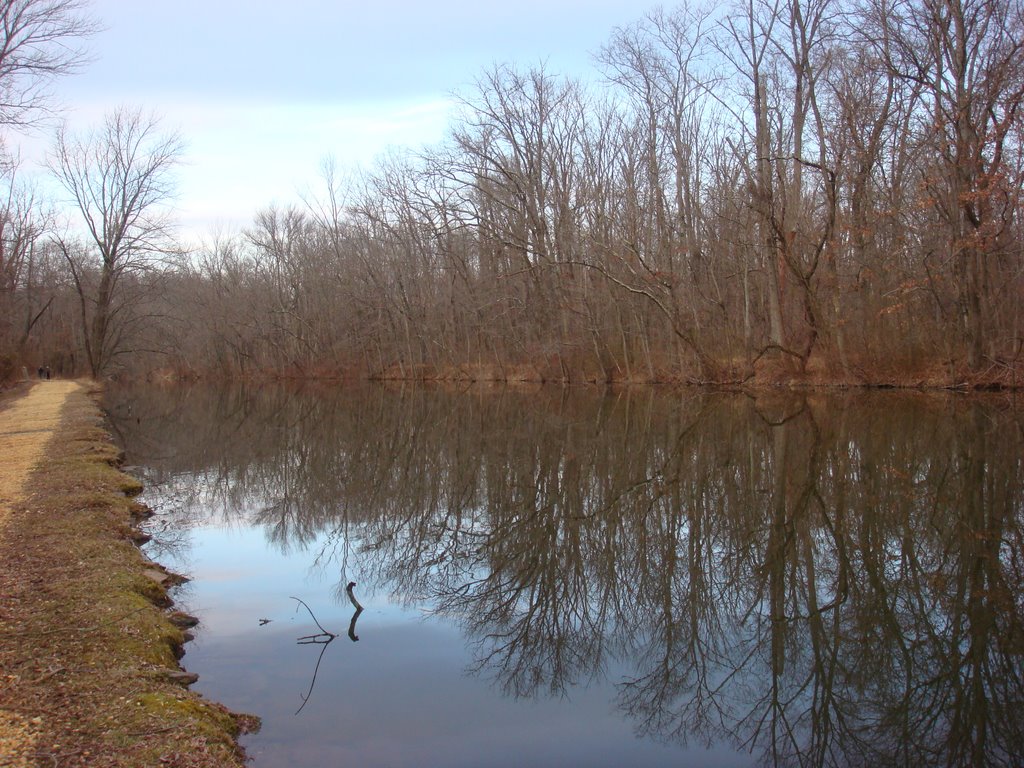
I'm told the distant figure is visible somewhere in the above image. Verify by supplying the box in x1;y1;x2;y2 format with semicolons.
45;367;51;380
37;367;44;379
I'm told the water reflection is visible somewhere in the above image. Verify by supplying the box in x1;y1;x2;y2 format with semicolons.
106;383;1024;767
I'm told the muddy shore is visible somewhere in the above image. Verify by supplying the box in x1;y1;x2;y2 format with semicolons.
0;380;256;767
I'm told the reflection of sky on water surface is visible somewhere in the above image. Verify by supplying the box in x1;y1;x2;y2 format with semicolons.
156;521;737;767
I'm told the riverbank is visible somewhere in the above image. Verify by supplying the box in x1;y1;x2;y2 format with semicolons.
0;380;255;767
136;353;1023;391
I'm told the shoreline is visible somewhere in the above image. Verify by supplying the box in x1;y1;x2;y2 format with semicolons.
122;358;1023;391
0;380;256;767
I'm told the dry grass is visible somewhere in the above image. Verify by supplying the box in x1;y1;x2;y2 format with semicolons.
0;381;256;767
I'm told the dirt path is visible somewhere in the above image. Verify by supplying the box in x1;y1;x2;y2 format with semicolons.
0;380;83;765
0;381;83;530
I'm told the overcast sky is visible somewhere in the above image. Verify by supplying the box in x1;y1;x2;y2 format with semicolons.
17;0;655;241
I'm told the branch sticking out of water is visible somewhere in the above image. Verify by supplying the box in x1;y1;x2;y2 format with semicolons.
290;597;338;715
290;596;337;643
345;581;363;611
346;582;364;642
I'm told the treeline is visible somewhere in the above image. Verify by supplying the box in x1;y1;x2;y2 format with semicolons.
3;0;1024;385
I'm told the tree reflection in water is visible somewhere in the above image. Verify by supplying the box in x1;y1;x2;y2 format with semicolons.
107;383;1024;767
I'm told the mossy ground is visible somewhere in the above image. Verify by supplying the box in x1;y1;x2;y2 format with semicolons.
0;383;257;767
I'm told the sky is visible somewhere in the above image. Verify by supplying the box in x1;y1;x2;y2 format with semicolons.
15;0;656;242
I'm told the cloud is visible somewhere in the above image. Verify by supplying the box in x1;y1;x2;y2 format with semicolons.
171;97;454;236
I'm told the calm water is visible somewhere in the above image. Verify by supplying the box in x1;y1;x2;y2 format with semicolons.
105;383;1024;767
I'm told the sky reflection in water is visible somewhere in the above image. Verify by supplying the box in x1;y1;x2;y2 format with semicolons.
157;524;705;767
107;384;1024;768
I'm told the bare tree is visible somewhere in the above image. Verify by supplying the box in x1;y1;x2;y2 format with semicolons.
598;5;730;379
0;164;49;352
0;0;93;378
880;0;1024;371
0;0;97;127
49;107;183;376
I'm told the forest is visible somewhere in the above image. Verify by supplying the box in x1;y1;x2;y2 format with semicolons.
1;0;1022;387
